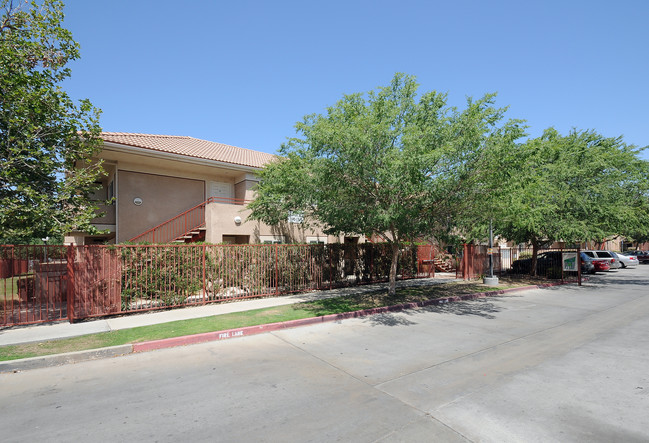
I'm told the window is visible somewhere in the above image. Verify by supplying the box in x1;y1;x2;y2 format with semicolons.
260;235;285;244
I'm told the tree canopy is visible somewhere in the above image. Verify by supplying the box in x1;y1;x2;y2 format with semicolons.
248;73;524;294
0;0;103;243
470;127;649;274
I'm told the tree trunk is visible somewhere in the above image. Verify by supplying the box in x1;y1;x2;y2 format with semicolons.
530;240;539;277
388;242;400;297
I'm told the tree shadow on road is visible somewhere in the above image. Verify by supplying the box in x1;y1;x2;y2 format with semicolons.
363;312;418;327
363;296;512;327
420;298;504;319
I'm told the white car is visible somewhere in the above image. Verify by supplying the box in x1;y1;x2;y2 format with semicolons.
613;252;638;268
582;250;622;269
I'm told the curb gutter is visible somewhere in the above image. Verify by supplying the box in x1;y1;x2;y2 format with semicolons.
0;345;133;373
0;282;568;373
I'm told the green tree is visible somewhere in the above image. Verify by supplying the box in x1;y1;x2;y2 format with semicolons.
1;0;103;243
474;128;649;274
248;73;524;295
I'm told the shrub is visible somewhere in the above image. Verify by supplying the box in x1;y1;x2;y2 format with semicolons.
120;245;203;310
546;266;563;279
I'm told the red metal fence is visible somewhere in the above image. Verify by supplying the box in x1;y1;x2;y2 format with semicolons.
1;243;442;327
1;242;591;328
0;245;69;326
457;244;582;280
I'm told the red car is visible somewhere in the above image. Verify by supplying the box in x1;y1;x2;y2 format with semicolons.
592;260;610;272
628;250;649;264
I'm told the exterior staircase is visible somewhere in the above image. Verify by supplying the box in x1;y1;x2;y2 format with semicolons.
129;196;248;244
171;225;207;243
433;257;454;273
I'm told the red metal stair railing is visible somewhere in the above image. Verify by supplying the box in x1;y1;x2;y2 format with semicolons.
128;197;252;244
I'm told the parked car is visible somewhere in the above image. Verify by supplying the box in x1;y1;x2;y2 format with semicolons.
582;250;621;269
577;253;596;274
613;252;638;268
511;251;594;275
627;250;649;264
592;260;610;272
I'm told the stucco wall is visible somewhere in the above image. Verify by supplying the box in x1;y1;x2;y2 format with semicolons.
117;170;205;242
234;178;259;201
204;202;335;244
90;164;117;225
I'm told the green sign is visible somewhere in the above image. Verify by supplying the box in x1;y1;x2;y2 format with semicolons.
562;253;577;271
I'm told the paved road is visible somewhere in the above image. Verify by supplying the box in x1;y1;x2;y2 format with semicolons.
2;267;648;442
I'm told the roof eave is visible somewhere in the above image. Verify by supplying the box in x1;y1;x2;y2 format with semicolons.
101;141;262;172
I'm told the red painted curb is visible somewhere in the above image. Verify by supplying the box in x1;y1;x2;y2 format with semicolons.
133;280;576;353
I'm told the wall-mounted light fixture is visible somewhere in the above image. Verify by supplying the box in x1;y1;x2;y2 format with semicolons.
234;216;242;225
133;197;143;206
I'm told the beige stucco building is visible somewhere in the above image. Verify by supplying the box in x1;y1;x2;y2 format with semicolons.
65;133;337;245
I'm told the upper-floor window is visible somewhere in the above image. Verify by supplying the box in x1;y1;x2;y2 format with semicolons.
260;235;286;244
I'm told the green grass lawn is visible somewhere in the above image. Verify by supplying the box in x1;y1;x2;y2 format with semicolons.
0;275;30;308
0;279;540;362
1;276;22;297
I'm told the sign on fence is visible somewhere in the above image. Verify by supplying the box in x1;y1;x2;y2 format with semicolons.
562;252;578;272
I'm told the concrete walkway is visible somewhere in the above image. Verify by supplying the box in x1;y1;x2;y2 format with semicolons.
0;275;459;347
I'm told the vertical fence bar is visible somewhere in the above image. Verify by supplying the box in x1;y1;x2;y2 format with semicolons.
66;244;75;323
577;246;582;286
329;246;333;290
559;244;563;283
430;245;435;278
370;243;374;281
202;244;206;304
275;244;279;295
462;243;468;280
9;245;14;324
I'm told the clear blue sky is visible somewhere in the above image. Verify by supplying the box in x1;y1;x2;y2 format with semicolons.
62;0;649;158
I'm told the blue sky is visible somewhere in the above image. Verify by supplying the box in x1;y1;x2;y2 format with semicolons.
62;0;649;158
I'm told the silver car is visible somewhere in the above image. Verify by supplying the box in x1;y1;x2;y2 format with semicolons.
582;250;622;269
613;252;638;268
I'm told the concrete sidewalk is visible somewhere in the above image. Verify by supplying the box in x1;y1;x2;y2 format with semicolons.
0;276;459;347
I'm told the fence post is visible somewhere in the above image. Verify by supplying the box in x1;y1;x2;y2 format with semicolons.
577;246;582;286
202;244;207;304
275;244;279;295
498;247;502;276
370;243;374;282
462;243;468;280
329;246;333;290
431;245;435;278
559;243;563;283
66;244;75;323
468;244;473;280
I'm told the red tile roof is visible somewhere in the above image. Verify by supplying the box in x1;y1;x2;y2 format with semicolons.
100;132;277;169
